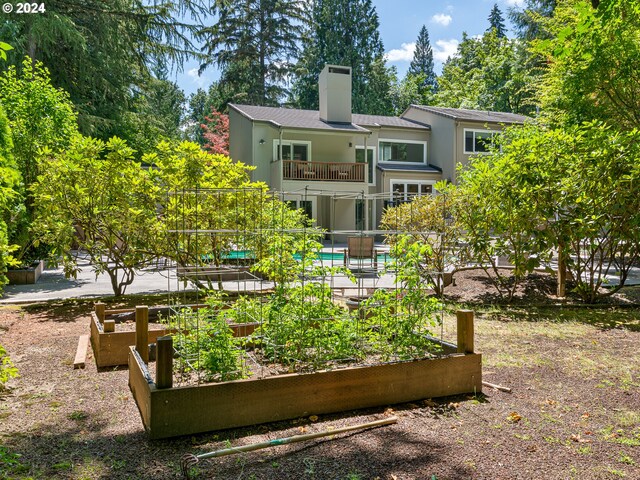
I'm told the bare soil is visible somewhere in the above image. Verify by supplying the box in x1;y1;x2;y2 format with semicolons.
1;275;639;480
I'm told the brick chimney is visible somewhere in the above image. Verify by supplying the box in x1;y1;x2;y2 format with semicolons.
319;64;352;124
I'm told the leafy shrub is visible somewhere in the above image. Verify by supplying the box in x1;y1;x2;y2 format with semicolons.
0;344;18;389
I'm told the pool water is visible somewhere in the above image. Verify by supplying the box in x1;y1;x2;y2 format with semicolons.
219;250;391;262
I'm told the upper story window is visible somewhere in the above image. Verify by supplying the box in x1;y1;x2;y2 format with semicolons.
379;140;426;164
273;140;311;161
464;129;497;154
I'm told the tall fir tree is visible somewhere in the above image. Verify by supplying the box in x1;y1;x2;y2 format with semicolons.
292;0;393;115
408;25;437;89
487;4;507;38
509;0;556;41
199;0;307;106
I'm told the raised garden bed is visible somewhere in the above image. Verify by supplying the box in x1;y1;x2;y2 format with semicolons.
128;309;482;439
90;303;258;368
6;260;44;285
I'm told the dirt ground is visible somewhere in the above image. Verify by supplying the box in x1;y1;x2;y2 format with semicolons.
1;274;640;480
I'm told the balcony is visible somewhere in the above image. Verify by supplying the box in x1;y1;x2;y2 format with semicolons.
282;160;366;182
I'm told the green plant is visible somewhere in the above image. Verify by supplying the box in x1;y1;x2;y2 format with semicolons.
0;344;18;389
0;446;29;476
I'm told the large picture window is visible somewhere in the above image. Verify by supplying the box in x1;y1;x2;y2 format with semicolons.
464;129;497;154
389;181;434;204
379;140;425;164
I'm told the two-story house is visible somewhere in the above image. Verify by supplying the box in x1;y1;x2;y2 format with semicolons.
229;64;528;232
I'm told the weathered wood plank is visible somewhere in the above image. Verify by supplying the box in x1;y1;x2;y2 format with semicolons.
73;335;90;369
137;353;482;439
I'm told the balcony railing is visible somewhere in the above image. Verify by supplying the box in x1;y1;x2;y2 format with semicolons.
282;160;366;182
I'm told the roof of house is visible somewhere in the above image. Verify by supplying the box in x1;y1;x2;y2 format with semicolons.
407;105;530;124
229;104;430;133
376;163;442;173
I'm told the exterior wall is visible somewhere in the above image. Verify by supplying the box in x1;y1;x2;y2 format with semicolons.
228;108;256;168
454;121;505;181
401;108;456;182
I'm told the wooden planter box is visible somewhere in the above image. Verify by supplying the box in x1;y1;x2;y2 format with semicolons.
128;310;482;439
6;260;44;285
90;304;259;368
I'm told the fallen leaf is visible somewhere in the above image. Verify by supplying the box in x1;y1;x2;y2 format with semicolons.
507;412;522;423
424;399;437;408
570;434;590;443
309;415;318;422
298;426;307;433
581;412;590;419
384;408;395;417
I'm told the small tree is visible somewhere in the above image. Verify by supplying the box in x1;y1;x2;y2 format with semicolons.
201;108;230;156
0;105;20;292
33;136;161;296
0;58;78;265
380;189;464;295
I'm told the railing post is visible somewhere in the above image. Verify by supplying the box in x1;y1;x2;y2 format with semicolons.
135;305;149;363
103;319;115;333
156;336;173;389
456;310;475;354
95;302;105;322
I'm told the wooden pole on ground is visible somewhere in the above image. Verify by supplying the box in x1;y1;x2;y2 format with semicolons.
135;305;149;363
456;310;474;354
95;302;106;323
156;336;173;389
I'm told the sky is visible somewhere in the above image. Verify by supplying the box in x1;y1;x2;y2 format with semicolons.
175;0;526;97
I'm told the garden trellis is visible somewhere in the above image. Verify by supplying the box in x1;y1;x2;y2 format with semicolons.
163;187;451;386
127;187;481;439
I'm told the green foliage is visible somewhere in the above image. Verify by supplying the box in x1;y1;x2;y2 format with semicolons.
32;136;160;296
1;0;201;141
0;105;20;290
534;0;640;130
199;0;307;106
0;41;12;61
434;30;536;115
0;58;78;265
292;0;393;115
455;121;640;302
487;3;508;38
381;191;465;295
0;344;18;388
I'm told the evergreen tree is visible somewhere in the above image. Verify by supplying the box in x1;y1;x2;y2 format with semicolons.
509;0;556;41
0;0;203;141
199;0;307;106
487;4;507;38
408;25;436;89
292;0;393;115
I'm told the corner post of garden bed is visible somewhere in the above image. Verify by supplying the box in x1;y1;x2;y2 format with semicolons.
456;310;474;354
94;302;106;323
135;305;149;363
156;336;173;389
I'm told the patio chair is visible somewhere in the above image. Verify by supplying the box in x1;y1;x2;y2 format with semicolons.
343;236;378;270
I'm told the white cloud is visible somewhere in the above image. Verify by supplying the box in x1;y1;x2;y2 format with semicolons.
433;39;459;63
504;0;525;6
187;68;208;88
432;13;453;26
384;42;416;62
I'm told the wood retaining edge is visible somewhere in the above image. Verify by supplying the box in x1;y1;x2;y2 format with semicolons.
128;346;482;439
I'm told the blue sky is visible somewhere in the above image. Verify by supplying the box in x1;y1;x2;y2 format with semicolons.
176;0;525;97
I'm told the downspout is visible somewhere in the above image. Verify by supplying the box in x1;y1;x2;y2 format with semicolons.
453;121;459;184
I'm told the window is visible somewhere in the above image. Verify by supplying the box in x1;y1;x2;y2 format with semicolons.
389;181;434;204
273;140;311;161
379;140;425;163
286;199;313;219
355;146;375;185
464;129;497;154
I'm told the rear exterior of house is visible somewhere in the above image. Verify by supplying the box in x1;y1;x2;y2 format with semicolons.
229;65;528;232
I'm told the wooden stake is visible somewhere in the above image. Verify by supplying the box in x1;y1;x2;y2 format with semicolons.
557;243;566;298
199;416;396;461
103;319;115;333
74;335;90;369
482;381;511;393
456;310;474;354
95;302;106;323
156;336;173;389
135;305;149;363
